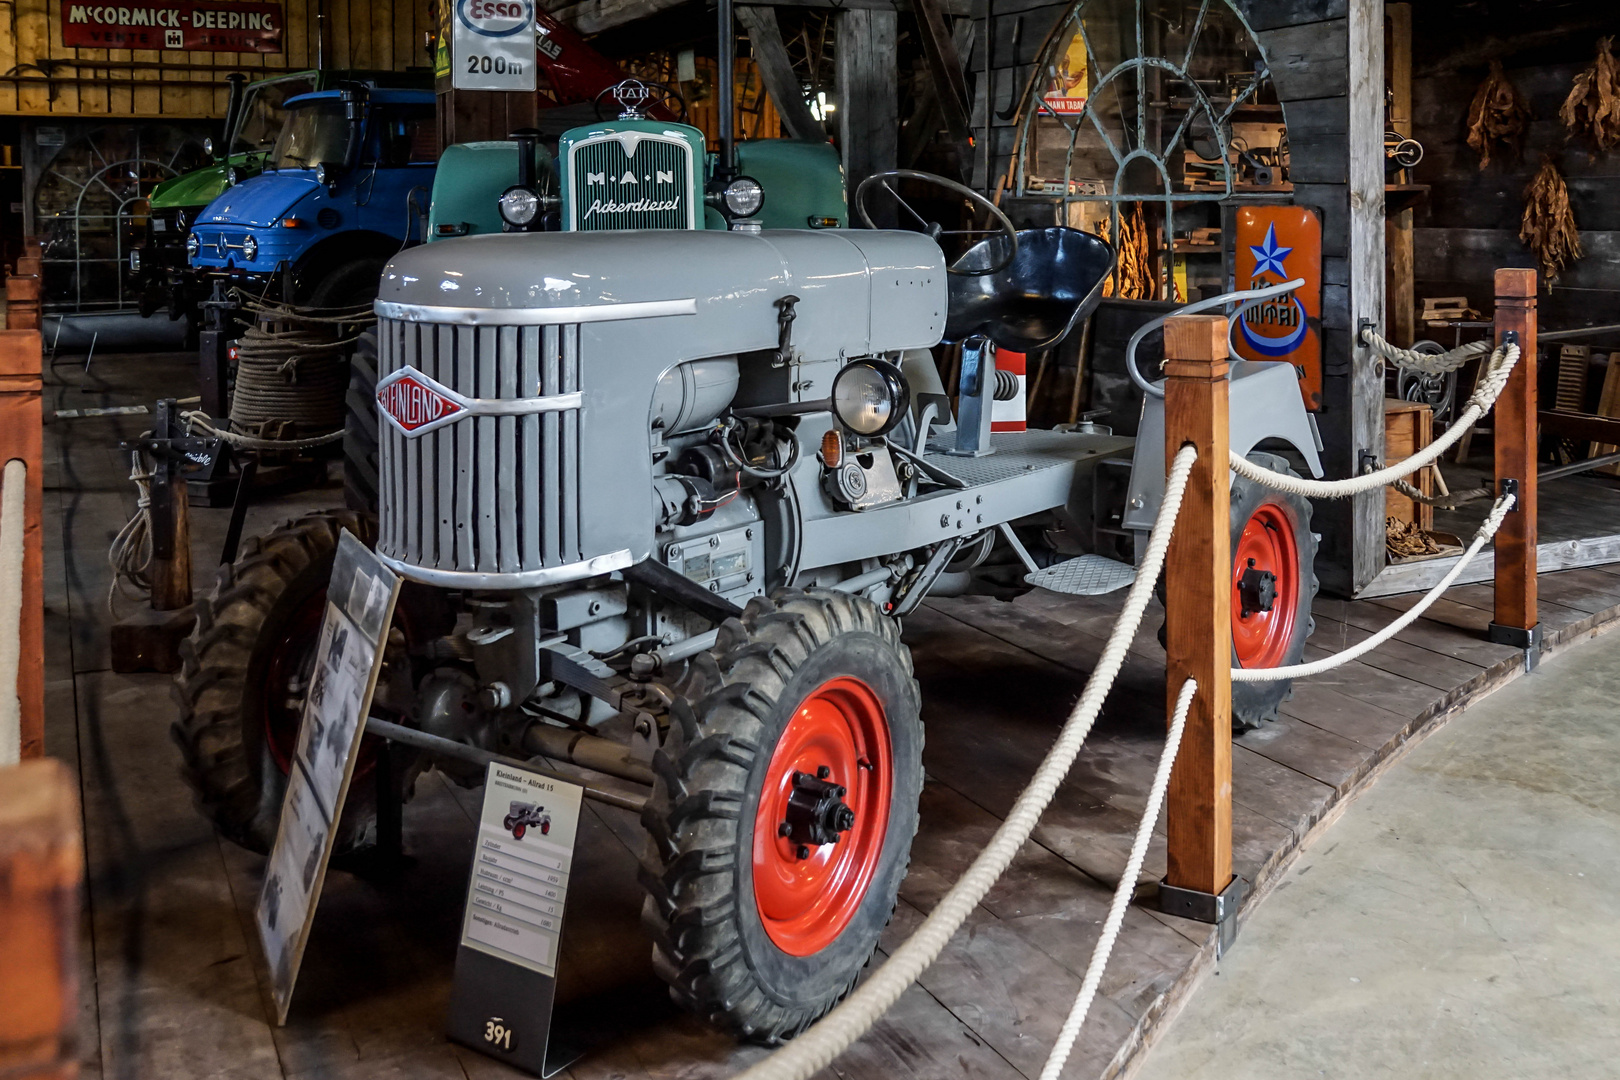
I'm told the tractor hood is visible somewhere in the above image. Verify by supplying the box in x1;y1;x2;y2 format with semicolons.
197;171;319;229
149;153;261;212
376;229;948;362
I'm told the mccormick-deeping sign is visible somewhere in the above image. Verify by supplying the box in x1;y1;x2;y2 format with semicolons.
452;0;537;92
63;0;283;51
1232;206;1323;411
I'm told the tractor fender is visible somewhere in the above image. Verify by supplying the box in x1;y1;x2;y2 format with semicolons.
1120;359;1324;538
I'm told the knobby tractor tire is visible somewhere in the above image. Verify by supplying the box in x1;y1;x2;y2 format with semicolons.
1228;452;1319;730
170;510;413;854
638;589;924;1043
345;329;380;514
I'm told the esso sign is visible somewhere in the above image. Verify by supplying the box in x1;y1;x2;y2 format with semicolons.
458;0;530;36
453;0;536;90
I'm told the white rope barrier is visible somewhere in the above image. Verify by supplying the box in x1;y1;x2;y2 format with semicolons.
1360;327;1492;374
735;444;1201;1080
0;459;27;767
1228;342;1519;499
1038;676;1196;1080
1234;491;1516;683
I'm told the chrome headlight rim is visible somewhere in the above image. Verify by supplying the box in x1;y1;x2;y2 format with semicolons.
498;185;541;229
241;234;258;261
185;232;200;258
722;175;765;218
314;162;330;186
831;357;911;438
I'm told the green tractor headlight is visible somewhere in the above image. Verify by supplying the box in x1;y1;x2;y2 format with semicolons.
499;186;540;229
723;176;764;218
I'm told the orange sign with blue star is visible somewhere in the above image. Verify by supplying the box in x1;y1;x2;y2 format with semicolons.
1233;206;1322;411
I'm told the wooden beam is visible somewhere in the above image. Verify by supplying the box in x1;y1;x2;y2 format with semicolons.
1494;267;1538;641
836;8;898;214
1161;315;1233;900
900;17;972;168
1348;0;1388;594
552;0;972;38
909;0;971;179
0;758;81;1076
1386;3;1414;347
736;6;823;143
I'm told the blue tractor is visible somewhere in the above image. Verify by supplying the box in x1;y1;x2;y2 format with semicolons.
187;85;438;308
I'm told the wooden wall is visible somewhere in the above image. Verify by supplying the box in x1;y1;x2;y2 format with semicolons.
971;0;1386;594
0;0;436;119
1409;1;1620;336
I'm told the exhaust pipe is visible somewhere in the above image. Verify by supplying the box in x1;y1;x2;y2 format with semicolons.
717;0;735;179
521;722;655;787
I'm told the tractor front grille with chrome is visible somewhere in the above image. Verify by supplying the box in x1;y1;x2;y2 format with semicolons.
375;318;583;583
567;134;694;231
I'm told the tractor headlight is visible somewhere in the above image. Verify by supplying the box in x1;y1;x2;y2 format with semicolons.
186;233;200;258
722;176;764;218
831;358;910;437
242;234;258;261
227;167;239;186
315;163;330;186
499;186;540;228
203;137;214;156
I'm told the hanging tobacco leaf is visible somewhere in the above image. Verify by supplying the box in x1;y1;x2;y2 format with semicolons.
1466;59;1532;169
1559;36;1620;152
1520;157;1583;284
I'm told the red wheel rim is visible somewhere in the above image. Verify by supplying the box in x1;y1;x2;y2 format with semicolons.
752;677;892;957
1231;503;1300;669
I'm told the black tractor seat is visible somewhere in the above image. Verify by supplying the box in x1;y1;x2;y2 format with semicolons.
944;226;1116;353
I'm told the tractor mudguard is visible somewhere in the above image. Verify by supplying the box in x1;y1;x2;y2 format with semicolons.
1120;359;1325;536
733;140;848;231
427;141;560;241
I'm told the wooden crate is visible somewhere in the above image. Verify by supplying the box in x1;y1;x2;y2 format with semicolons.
1385;398;1433;531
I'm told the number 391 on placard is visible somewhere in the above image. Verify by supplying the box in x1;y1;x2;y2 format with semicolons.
484;1017;515;1051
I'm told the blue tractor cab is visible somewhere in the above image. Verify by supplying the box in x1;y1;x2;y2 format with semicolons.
188;86;437;306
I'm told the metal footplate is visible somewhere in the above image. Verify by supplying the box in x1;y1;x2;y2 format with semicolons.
1025;554;1137;596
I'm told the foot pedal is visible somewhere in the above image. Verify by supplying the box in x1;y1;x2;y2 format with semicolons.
1025;555;1136;596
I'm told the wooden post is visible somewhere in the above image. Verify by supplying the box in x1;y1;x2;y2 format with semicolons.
1385;2;1415;347
5;275;41;332
0;758;82;1078
0;331;44;760
1490;267;1538;654
836;8;898;217
1158;315;1237;935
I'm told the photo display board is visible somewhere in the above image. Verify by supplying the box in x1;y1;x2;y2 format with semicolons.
256;531;401;1024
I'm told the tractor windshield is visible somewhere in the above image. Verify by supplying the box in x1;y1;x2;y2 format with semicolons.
231;76;314;156
269;101;351;171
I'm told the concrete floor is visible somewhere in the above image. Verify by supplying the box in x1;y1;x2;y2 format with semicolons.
1134;626;1620;1080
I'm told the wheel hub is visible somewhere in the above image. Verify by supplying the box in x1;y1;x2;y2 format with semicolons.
1238;560;1278;616
780;767;857;857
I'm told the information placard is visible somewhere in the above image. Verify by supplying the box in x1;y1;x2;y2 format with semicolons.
448;762;583;1075
256;531;401;1024
452;0;537;92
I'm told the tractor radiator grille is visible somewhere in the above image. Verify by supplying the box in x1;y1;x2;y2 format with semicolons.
375;318;583;582
568;135;692;231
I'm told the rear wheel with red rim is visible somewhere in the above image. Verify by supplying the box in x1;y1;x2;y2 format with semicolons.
639;589;923;1044
171;511;425;854
1228;452;1318;729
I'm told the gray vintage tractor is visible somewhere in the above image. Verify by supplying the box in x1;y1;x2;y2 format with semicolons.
171;171;1323;1041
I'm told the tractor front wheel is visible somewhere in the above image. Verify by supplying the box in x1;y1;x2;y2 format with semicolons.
639;589;923;1043
1229;452;1318;729
170;511;416;854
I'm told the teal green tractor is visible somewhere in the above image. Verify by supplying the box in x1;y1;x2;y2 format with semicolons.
423;83;847;242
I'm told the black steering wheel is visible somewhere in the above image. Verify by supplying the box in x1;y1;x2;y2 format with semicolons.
593;79;688;122
853;169;1018;276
